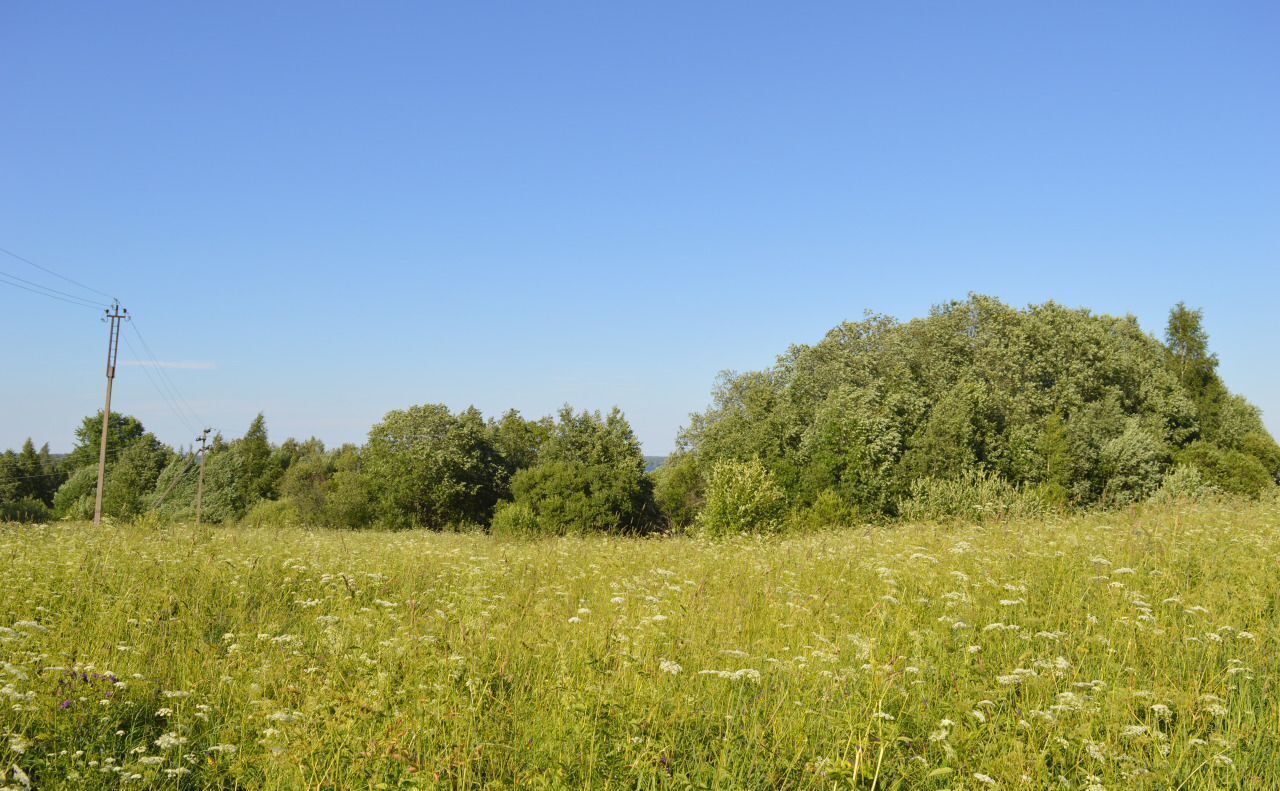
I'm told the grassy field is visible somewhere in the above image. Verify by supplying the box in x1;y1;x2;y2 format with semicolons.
1;501;1277;789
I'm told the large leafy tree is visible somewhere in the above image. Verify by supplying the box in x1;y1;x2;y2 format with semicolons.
499;407;659;535
63;412;148;471
363;404;505;529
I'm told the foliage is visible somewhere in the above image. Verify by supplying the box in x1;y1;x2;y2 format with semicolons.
652;452;704;530
679;296;1275;522
52;466;98;520
1174;441;1273;498
1097;419;1166;505
0;496;52;523
697;458;786;536
363;404;506;529
1148;464;1218;504
499;407;659;535
62;411;148;470
897;468;1053;523
488;500;540;537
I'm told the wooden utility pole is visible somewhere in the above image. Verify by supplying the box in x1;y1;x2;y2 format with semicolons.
194;428;211;525
93;301;128;526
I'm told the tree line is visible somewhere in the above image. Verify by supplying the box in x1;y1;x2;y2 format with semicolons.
2;296;1277;532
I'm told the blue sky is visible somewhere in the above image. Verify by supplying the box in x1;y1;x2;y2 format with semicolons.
2;2;1277;454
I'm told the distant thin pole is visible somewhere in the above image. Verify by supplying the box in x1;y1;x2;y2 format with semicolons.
194;428;211;525
93;302;127;525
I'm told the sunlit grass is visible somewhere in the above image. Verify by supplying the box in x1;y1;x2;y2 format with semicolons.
2;499;1277;788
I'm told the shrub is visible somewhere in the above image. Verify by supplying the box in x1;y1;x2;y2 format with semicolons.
1240;431;1280;482
505;461;657;536
1098;421;1166;505
53;466;98;520
489;501;540;537
696;458;786;536
897;469;1051;523
0;496;53;523
1148;465;1218;504
240;497;303;528
782;489;860;533
652;453;703;530
1175;441;1274;498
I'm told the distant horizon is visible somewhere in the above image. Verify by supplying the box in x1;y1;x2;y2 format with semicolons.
8;294;1276;458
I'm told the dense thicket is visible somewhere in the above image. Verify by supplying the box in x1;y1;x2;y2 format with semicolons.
1;296;1275;532
662;296;1279;528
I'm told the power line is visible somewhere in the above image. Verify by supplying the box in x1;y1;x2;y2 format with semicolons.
0;270;106;309
121;331;200;436
127;319;207;430
0;267;109;306
0;245;117;302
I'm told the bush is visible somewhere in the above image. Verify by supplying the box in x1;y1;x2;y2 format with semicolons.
505;461;657;536
1175;441;1274;498
240;497;303;528
53;466;98;520
897;469;1052;523
489;501;541;537
652;453;703;530
0;496;53;523
1098;421;1166;505
782;489;860;533
696;458;786;536
1148;465;1218;504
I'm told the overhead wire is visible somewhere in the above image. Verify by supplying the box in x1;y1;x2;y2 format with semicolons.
126;319;208;432
0;269;107;309
121;331;200;437
0;243;217;458
0;245;118;302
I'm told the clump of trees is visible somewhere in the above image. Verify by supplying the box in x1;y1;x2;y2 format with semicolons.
2;296;1276;534
661;296;1279;529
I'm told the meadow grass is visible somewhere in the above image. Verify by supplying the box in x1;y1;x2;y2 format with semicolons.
1;500;1277;789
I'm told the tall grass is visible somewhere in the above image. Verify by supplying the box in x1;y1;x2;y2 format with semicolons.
1;499;1277;788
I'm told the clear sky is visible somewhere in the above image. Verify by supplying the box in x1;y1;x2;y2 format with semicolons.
2;2;1277;454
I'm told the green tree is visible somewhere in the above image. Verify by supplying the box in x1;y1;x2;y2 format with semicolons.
499;407;659;535
1165;302;1217;394
364;404;504;529
63;412;148;471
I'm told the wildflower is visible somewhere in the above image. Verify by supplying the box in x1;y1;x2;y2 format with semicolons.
1150;704;1172;719
154;733;186;750
1121;725;1149;739
610;596;625;605
658;659;682;675
155;708;173;717
974;772;997;786
567;616;581;624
